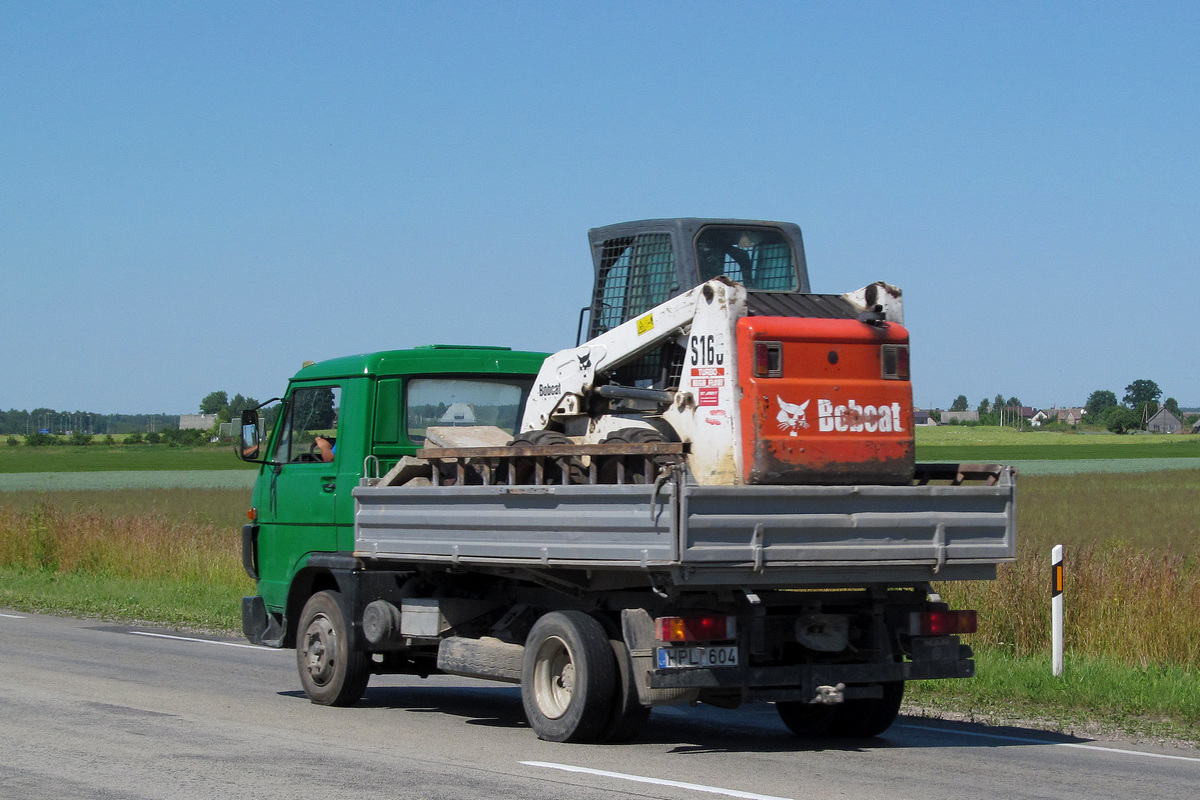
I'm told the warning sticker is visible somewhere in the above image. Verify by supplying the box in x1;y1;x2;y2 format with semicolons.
636;314;654;335
698;388;720;407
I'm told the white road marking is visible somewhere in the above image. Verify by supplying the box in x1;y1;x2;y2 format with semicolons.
0;613;27;619
523;761;794;800
128;631;275;650
896;724;1200;763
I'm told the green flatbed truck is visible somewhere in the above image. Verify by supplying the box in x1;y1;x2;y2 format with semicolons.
238;343;1014;743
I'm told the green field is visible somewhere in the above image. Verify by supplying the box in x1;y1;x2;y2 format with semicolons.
0;444;256;473
915;425;1200;462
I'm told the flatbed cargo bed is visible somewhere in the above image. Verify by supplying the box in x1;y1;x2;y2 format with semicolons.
353;463;1016;588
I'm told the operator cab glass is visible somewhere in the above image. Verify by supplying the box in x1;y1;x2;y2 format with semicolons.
592;233;675;335
695;226;799;291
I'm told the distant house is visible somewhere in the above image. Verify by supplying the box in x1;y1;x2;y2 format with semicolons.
439;402;477;425
179;413;217;431
1192;417;1200;434
1146;407;1182;434
914;409;935;426
1057;408;1084;426
1033;407;1084;426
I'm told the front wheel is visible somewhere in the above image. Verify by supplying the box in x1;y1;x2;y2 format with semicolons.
296;590;370;706
521;611;617;742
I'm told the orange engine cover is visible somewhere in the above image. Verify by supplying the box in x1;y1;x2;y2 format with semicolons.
737;316;915;485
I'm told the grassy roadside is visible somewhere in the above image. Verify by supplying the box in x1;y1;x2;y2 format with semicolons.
1;464;1198;746
906;649;1200;745
0;567;248;631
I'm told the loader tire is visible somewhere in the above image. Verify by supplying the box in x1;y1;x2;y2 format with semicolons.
599;428;668;484
508;430;585;485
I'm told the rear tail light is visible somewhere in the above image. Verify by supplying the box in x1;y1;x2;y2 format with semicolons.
910;610;977;636
656;615;737;642
753;342;782;378
881;345;910;380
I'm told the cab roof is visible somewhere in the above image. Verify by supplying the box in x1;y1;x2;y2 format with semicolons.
291;345;549;382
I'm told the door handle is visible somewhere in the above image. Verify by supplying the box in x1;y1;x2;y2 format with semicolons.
322;483;336;493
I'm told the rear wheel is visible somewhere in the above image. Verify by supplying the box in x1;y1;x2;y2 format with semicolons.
827;681;904;738
600;639;652;743
296;590;370;706
776;701;838;738
521;611;617;742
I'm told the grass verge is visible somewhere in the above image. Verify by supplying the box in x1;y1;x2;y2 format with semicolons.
906;648;1200;745
0;567;246;631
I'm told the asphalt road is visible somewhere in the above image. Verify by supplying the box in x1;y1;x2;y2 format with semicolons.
2;610;1198;800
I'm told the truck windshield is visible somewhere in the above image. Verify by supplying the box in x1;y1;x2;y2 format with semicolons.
695;226;798;291
406;377;533;445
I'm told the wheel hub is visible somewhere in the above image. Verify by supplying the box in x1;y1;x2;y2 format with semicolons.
302;614;337;686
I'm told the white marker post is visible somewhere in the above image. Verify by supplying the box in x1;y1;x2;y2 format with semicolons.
1051;544;1064;676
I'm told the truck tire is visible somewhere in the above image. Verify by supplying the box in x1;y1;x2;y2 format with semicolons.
828;681;904;738
600;639;652;743
296;590;370;707
775;701;838;738
521;611;617;742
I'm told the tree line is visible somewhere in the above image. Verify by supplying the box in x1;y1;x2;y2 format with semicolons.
0;409;183;437
943;379;1195;433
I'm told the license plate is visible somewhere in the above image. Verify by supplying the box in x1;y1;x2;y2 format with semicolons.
656;645;739;669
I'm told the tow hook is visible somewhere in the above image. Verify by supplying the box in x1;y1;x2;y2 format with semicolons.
813;683;846;705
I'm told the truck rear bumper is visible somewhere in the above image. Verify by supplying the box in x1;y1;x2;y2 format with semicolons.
647;653;973;703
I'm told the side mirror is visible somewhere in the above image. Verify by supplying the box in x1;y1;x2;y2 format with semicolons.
238;409;262;462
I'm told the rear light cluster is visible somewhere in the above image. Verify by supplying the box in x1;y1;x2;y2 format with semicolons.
881;344;910;380
909;610;977;636
655;615;737;643
753;341;910;380
753;342;782;378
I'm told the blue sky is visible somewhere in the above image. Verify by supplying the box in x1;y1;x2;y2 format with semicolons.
3;2;1198;414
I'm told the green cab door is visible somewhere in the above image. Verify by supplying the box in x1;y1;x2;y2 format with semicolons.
255;384;344;610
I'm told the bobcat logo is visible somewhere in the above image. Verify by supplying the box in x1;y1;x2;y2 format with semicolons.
776;396;810;436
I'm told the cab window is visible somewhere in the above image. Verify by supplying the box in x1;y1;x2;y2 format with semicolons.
405;378;531;445
274;386;342;463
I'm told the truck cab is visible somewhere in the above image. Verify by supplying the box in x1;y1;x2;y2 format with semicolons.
237;345;547;647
